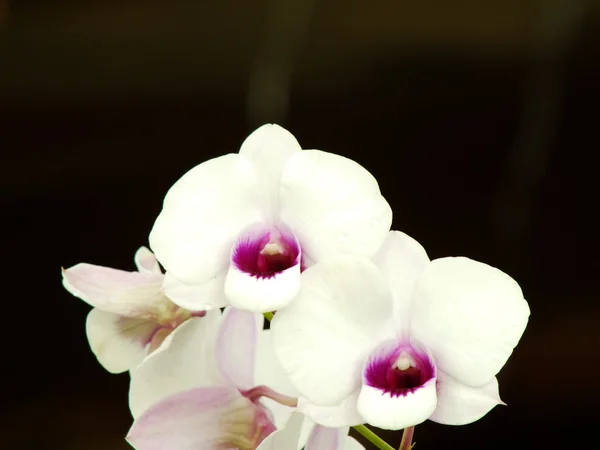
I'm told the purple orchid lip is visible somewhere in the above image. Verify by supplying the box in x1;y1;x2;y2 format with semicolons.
231;224;301;279
363;339;436;397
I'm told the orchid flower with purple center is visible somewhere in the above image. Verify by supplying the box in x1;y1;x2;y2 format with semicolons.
148;124;392;313
271;231;530;430
127;306;360;449
61;247;205;373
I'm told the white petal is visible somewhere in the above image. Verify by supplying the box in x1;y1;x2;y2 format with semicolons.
239;124;301;218
149;153;264;285
372;231;429;333
255;330;299;397
298;391;364;428
305;425;365;450
225;263;301;313
279;150;392;263
305;425;349;450
129;312;223;418
271;256;395;406
430;372;504;425
85;309;157;374
62;263;165;319
217;307;263;390
134;246;162;275
254;330;303;436
357;380;437;430
343;437;367;450
127;385;256;450
162;270;229;311
410;257;530;386
256;411;305;450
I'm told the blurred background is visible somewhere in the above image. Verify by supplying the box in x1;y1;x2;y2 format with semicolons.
1;0;599;449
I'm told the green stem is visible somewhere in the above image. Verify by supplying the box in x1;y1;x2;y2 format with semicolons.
398;426;415;450
263;312;396;450
353;425;395;450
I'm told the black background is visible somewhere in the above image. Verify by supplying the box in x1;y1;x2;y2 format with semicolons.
1;1;598;449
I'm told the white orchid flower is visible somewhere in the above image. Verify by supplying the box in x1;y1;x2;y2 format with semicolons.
128;307;309;449
62;246;204;373
271;231;531;430
148;123;392;313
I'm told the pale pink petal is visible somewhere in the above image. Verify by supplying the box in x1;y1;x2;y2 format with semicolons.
129;312;224;418
85;309;157;374
127;385;257;450
429;372;504;425
410;257;530;386
162;270;229;312
149;153;264;285
271;256;395;406
279;150;392;263
372;231;429;334
225;224;301;312
298;391;364;428
62;263;165;319
134;246;162;275
217;307;264;390
256;411;305;450
357;339;437;430
238;124;301;219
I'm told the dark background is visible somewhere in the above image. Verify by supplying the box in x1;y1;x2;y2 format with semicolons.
1;1;598;449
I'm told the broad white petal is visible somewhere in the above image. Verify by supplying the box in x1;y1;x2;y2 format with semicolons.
372;231;429;333
410;257;530;386
149;153;264;285
129;312;223;418
298;391;363;428
62;263;165;319
163;270;229;312
280;150;392;263
85;309;157;374
239;124;301;218
343;437;366;450
217;307;263;390
358;339;437;430
430;372;504;425
271;256;395;406
134;247;162;275
127;385;256;450
256;411;305;450
305;425;365;450
255;330;299;397
254;330;303;437
305;425;349;450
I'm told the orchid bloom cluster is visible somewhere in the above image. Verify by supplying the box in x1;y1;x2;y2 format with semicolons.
62;124;530;450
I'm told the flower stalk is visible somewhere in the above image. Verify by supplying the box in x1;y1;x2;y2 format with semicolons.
398;426;415;450
353;425;395;450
